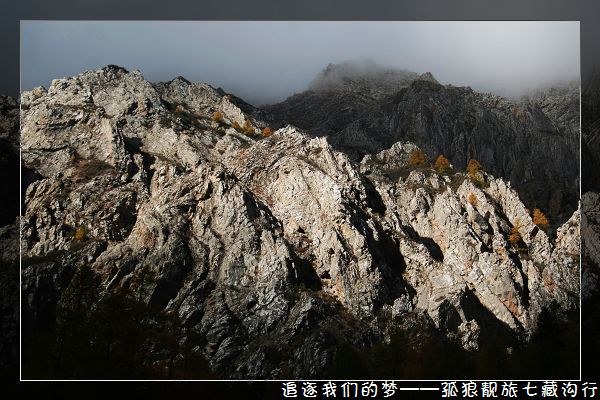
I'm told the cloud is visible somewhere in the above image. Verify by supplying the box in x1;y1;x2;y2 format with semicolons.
21;21;580;105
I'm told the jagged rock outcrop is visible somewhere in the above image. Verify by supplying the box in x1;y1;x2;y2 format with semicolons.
580;70;600;304
268;62;579;225
522;81;579;140
360;143;578;335
264;61;423;140
582;191;600;298
20;66;580;378
580;68;600;382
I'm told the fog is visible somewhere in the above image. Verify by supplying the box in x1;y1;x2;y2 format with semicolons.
21;21;579;106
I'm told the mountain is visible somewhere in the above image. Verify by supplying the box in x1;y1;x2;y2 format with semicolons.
17;65;580;379
267;63;580;226
522;81;579;140
583;68;600;192
264;61;425;139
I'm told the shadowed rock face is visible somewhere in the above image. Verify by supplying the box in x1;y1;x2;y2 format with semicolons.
268;64;580;226
0;95;19;379
0;95;19;226
583;69;600;192
18;65;580;379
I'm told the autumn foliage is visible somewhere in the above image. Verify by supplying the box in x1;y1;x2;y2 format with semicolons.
434;155;451;173
408;149;427;167
232;121;241;131
74;226;86;241
212;111;223;123
532;208;549;229
467;158;484;182
468;193;478;207
508;219;522;245
467;159;482;175
243;120;254;135
262;127;273;138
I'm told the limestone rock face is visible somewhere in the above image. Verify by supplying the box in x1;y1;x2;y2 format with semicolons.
581;70;600;300
583;69;600;191
268;62;579;225
19;66;580;378
523;81;580;140
582;191;600;299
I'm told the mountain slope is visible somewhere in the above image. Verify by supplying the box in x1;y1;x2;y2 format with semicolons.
20;66;580;378
268;63;579;226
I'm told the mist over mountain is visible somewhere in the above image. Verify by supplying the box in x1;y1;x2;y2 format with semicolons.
307;59;420;94
268;61;580;226
21;21;580;106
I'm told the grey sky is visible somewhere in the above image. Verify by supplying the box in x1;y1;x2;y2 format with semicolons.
21;21;579;106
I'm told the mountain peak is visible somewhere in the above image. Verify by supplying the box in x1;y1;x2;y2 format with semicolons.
309;60;419;93
418;71;438;83
170;75;191;85
101;64;130;74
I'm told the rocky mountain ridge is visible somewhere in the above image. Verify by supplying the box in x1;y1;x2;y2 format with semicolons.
267;63;580;226
18;65;580;378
